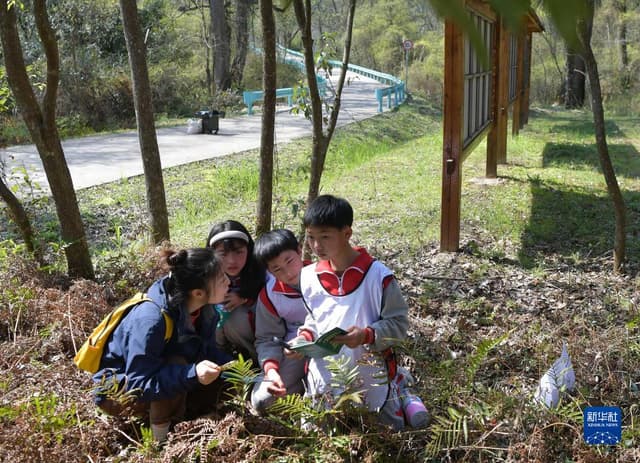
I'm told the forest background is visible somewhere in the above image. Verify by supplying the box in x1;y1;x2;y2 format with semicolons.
1;0;638;146
1;0;640;462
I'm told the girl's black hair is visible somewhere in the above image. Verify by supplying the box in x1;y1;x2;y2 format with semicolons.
160;248;222;310
205;220;265;299
254;229;299;267
303;194;353;229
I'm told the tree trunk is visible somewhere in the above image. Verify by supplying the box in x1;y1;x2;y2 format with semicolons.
294;0;326;205
0;176;38;257
578;0;626;271
614;0;631;90
292;0;355;256
230;0;252;88
119;0;170;244
0;0;94;279
210;0;231;91
614;0;629;70
293;0;356;206
564;46;586;108
256;0;276;236
196;2;214;98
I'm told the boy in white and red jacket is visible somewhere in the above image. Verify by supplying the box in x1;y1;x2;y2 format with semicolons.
250;229;311;414
291;194;427;430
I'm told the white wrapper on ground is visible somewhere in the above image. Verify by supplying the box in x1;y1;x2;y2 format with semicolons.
186;118;202;134
534;341;576;408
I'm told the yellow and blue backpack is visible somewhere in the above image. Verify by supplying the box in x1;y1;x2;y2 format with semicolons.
74;292;174;373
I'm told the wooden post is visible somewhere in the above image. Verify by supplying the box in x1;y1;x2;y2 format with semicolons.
496;21;510;164
440;20;464;252
512;33;525;136
522;32;533;126
486;19;498;179
487;19;509;172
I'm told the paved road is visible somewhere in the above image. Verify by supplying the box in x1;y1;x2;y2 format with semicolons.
1;71;388;193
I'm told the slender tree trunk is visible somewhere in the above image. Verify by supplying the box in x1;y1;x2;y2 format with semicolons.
197;2;214;98
230;0;252;88
614;0;631;90
615;0;629;70
256;0;276;236
0;0;93;279
210;0;231;91
293;0;325;206
292;0;355;257
293;0;356;206
578;1;626;271
119;0;170;244
0;176;38;257
564;46;586;108
618;18;629;71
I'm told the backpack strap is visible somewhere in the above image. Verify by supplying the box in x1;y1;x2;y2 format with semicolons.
136;292;174;342
161;310;174;341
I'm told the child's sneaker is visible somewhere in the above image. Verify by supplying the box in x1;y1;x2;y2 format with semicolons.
401;393;430;428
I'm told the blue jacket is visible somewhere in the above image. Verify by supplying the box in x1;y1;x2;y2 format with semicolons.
93;277;232;403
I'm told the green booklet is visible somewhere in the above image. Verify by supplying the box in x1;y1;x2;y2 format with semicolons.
289;327;348;359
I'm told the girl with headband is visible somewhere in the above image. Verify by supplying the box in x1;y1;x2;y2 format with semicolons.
206;220;266;364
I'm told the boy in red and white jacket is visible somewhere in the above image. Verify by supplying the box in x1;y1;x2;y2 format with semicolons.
250;229;310;414
292;194;427;430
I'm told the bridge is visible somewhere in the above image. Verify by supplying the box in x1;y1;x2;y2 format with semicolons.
243;45;405;116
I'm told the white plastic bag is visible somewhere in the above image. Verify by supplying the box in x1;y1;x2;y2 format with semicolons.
534;341;575;408
186;118;202;134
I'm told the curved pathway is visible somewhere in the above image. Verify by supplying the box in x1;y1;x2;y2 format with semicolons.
1;71;389;194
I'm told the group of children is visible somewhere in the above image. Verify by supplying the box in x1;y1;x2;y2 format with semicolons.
91;194;428;441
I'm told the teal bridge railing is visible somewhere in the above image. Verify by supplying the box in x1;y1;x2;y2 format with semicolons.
243;45;405;115
243;46;327;115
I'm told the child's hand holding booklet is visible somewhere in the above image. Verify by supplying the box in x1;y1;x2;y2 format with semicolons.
283;327;348;359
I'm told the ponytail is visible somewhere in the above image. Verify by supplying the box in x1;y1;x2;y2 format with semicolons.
159;248;222;309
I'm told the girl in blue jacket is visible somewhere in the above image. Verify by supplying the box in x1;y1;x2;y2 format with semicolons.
93;247;232;441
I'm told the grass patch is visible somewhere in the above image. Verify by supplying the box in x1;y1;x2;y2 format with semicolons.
2;99;639;272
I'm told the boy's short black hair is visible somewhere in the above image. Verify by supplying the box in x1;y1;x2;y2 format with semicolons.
254;229;300;267
303;194;353;229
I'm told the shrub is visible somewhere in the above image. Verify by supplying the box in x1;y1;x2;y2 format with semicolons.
242;52;303;90
150;63;209;117
406;32;444;106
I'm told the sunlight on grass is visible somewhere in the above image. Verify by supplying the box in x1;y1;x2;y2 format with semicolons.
5;98;638;270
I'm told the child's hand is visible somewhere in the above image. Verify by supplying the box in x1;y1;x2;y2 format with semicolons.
284;335;307;360
265;369;287;397
223;292;248;311
333;326;366;348
195;360;221;385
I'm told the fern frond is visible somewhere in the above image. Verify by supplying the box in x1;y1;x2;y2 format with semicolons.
326;355;366;409
326;355;359;390
92;374;141;408
267;393;314;420
333;388;365;408
465;331;510;385
554;396;583;424
425;407;470;458
221;354;260;404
